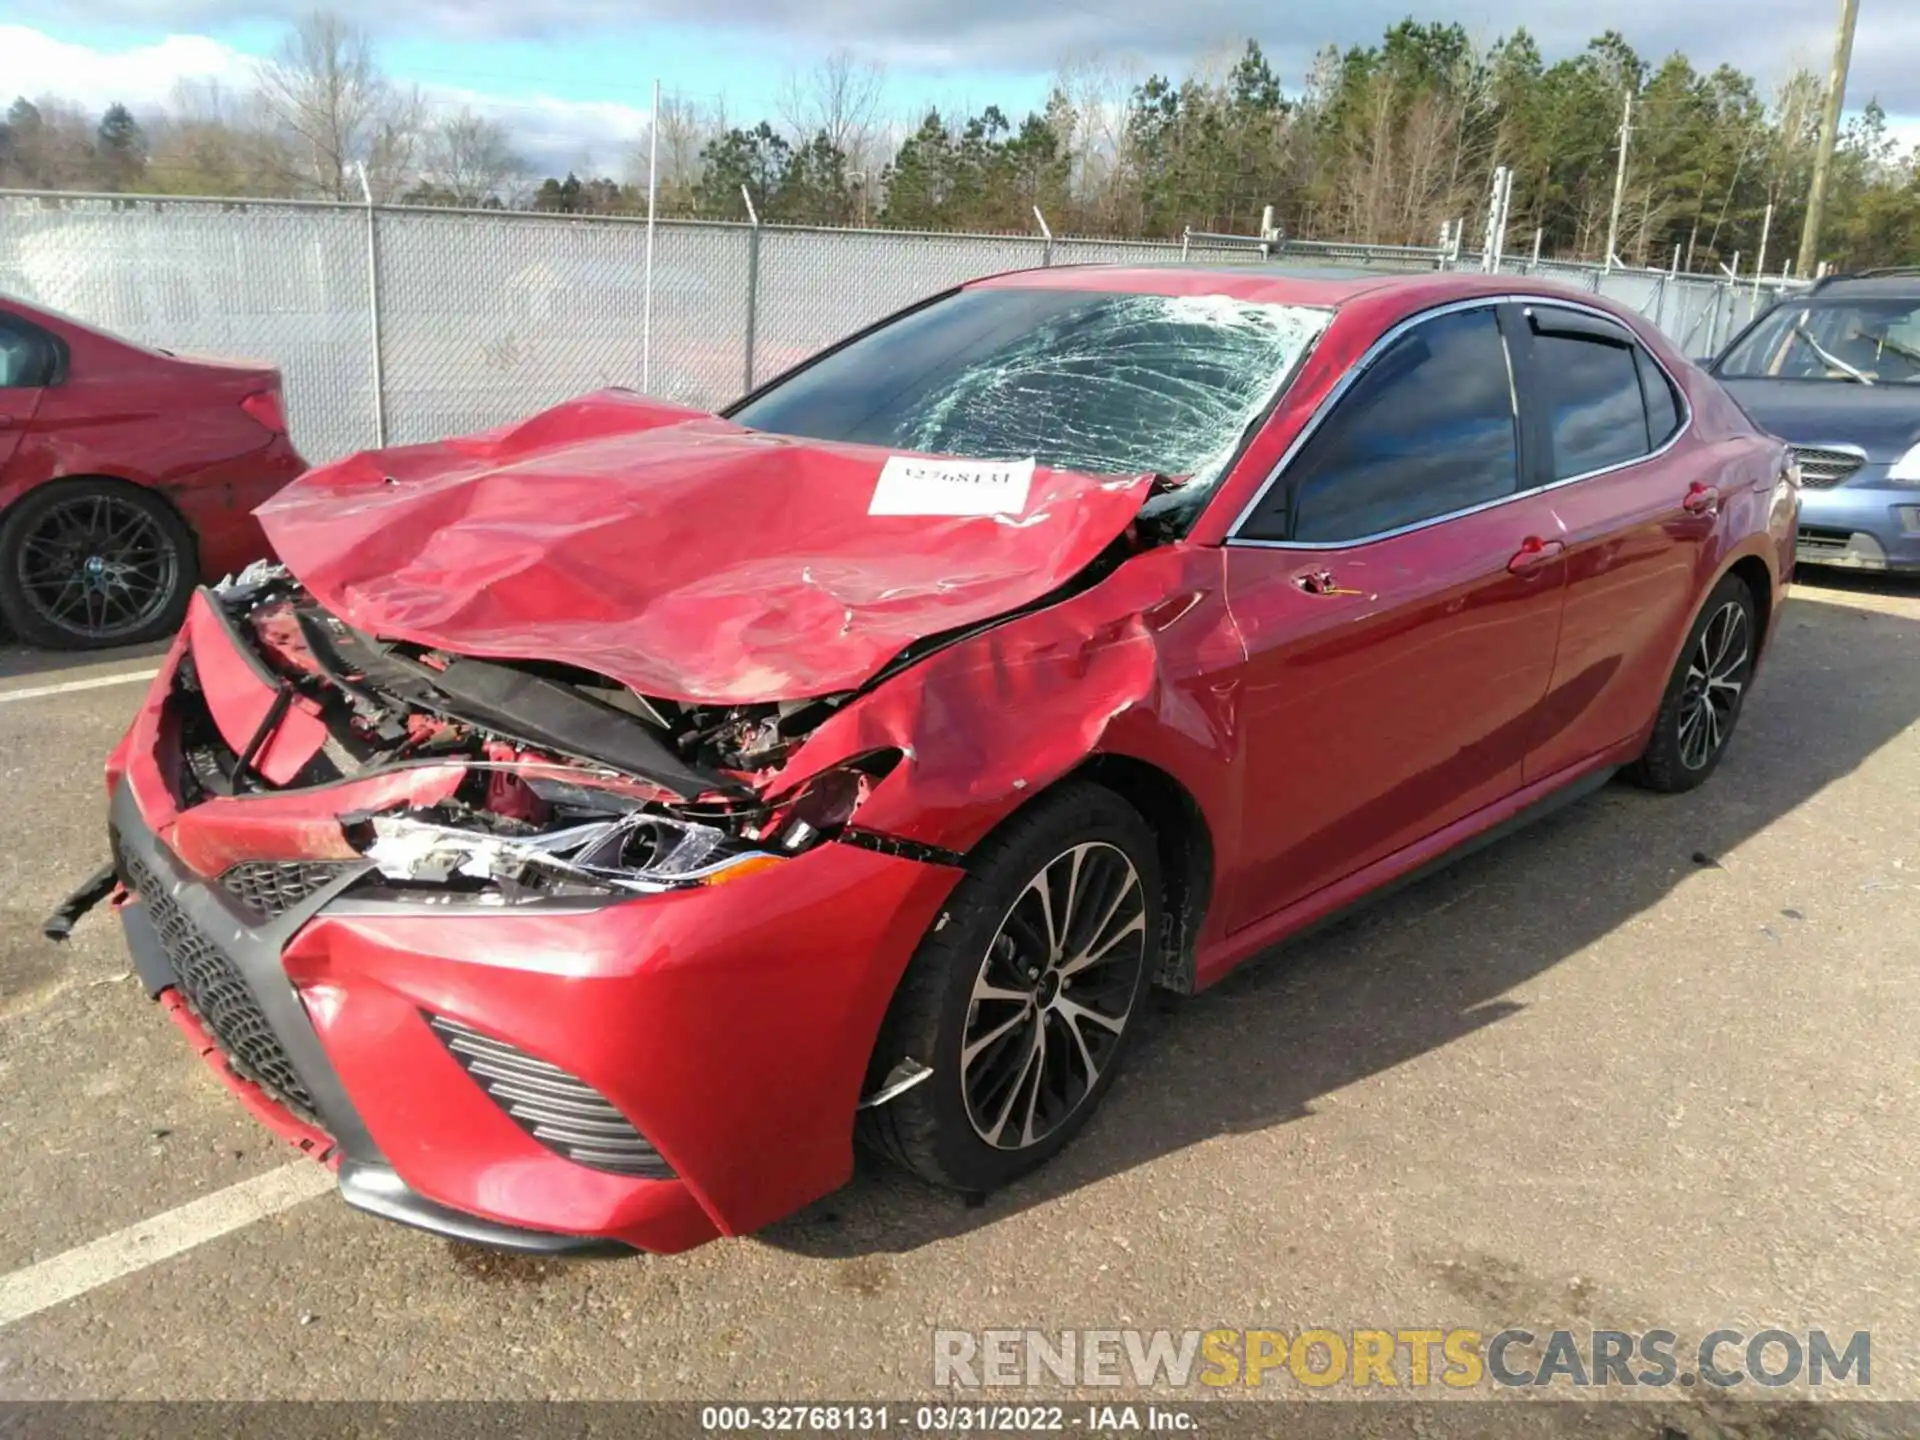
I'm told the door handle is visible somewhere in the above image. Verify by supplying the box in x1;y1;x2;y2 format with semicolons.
0;415;14;428
1507;536;1565;574
1683;482;1720;515
1291;567;1366;597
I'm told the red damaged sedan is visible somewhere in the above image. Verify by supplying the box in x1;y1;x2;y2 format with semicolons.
81;267;1797;1254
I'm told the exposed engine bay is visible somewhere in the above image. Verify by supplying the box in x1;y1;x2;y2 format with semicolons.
171;563;909;904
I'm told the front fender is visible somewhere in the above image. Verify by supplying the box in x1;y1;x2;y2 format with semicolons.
763;545;1246;859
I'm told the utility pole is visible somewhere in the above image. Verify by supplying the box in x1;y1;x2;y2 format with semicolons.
1604;89;1633;271
1797;0;1861;275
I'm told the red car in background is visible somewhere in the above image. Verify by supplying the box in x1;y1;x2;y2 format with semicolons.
80;267;1797;1255
0;294;304;648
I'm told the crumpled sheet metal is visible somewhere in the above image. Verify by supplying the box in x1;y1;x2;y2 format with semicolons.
257;392;1155;704
762;546;1249;857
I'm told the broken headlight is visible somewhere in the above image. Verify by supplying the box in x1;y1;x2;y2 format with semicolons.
355;803;780;905
351;750;904;906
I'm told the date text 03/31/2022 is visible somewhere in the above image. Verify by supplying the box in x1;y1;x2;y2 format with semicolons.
699;1404;1196;1432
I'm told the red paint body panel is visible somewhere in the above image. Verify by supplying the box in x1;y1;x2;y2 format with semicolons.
284;842;959;1245
103;270;1795;1252
0;296;306;580
257;391;1154;703
183;591;330;785
1219;496;1570;929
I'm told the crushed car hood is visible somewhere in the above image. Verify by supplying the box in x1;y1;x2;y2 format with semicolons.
257;392;1156;704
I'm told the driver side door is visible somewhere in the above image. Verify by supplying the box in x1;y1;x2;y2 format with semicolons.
1218;301;1570;932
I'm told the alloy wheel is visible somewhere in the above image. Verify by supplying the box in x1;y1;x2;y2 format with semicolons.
1677;599;1750;771
960;841;1148;1151
13;493;181;642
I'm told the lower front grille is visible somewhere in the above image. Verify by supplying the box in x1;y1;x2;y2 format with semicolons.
219;860;354;921
122;848;322;1123
1790;445;1866;489
1798;526;1853;552
426;1014;674;1179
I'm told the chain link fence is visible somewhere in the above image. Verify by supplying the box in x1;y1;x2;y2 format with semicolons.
1;191;1801;464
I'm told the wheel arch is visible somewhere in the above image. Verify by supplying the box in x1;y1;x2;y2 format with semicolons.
1063;753;1215;995
1726;552;1775;660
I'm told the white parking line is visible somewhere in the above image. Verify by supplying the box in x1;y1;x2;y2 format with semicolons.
0;1162;334;1328
0;669;159;704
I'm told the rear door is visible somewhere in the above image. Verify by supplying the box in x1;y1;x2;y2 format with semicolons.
1505;302;1710;781
0;315;58;478
1219;302;1570;931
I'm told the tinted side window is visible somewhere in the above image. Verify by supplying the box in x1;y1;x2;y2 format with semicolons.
1245;306;1518;544
1531;330;1651;478
0;319;57;389
1636;349;1681;446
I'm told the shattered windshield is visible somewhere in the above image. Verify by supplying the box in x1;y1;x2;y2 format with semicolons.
1718;298;1920;384
730;287;1332;502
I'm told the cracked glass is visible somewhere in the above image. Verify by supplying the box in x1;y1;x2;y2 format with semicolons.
730;286;1332;507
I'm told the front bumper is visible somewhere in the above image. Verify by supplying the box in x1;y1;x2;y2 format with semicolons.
1795;467;1920;572
106;636;961;1253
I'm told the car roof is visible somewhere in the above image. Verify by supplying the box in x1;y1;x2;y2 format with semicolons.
1806;272;1920;301
967;264;1594;312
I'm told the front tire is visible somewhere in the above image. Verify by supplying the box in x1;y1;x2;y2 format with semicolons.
0;479;195;649
1625;572;1758;793
859;782;1161;1193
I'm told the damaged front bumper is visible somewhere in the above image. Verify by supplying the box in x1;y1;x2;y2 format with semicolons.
96;594;964;1253
108;782;612;1253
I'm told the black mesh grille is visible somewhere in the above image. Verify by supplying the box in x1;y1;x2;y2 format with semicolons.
219;860;353;921
1790;445;1866;489
427;1015;674;1179
122;848;322;1123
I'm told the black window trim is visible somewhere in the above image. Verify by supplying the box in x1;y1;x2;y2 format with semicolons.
1223;293;1693;551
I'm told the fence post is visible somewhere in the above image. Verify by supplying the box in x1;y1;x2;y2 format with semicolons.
740;188;763;395
1033;205;1053;267
356;163;387;449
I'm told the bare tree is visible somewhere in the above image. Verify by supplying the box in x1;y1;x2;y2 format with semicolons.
420;107;525;205
628;91;715;212
145;79;297;196
778;50;887;167
1051;56;1139;233
252;10;419;200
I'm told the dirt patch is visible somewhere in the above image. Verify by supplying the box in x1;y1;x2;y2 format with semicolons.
0;909;68;1020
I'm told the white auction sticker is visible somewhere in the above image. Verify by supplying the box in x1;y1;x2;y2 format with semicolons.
868;455;1036;517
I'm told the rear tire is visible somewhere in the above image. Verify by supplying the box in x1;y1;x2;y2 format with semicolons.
0;479;195;649
858;782;1161;1194
1624;572;1758;793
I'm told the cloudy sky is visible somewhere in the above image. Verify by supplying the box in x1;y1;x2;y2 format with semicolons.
3;0;1916;178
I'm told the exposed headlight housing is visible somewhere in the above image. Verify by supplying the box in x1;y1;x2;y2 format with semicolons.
1888;441;1920;484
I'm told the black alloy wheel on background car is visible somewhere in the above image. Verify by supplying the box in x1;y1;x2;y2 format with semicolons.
0;479;195;649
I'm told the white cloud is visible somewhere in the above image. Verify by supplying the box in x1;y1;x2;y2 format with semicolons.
0;26;252;113
417;87;652;178
9;0;1920;113
0;25;651;177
